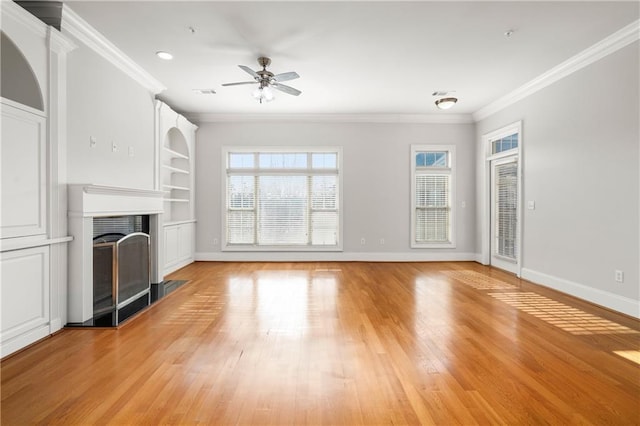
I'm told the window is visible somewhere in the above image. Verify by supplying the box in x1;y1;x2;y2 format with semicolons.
491;133;518;154
411;145;455;248
224;149;341;250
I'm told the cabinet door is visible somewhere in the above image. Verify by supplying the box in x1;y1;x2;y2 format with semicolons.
1;246;50;357
164;226;179;266
1;103;46;239
177;223;193;261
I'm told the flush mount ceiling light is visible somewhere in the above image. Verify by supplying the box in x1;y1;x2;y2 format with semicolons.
156;51;173;60
435;97;458;110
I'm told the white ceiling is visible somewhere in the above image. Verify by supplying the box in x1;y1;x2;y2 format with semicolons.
65;1;638;117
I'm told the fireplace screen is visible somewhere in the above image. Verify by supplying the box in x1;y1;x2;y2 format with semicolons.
117;233;150;307
93;232;150;322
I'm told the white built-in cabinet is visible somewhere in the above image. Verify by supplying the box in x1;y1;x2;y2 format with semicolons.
0;2;75;358
155;101;197;276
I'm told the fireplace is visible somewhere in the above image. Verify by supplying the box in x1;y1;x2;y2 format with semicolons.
68;185;164;325
93;215;151;324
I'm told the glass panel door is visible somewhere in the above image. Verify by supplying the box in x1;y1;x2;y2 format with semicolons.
491;156;519;274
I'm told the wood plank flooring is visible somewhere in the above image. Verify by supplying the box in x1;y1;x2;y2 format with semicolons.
2;261;639;424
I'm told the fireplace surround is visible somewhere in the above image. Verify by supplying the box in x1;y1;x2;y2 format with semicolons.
67;184;164;325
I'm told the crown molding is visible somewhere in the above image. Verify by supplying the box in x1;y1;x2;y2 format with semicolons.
1;0;48;38
61;5;166;94
48;26;77;54
186;113;474;125
474;19;640;122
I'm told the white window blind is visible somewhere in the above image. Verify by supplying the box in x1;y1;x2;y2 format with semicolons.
225;150;340;249
495;162;518;259
411;145;455;248
415;175;450;242
258;175;308;245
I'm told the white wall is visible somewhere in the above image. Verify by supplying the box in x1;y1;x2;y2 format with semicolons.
476;42;639;316
65;33;155;189
195;121;476;260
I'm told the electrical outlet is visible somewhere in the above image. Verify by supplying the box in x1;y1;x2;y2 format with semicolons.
111;141;118;153
380;238;385;245
615;270;624;283
128;146;135;157
89;136;97;148
360;238;366;245
212;238;218;245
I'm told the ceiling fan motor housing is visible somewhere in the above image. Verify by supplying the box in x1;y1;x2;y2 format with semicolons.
257;70;274;81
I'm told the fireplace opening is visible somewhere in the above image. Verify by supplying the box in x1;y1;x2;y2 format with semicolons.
91;216;151;326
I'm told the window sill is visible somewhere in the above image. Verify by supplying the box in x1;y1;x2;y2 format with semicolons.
411;242;456;249
222;245;343;252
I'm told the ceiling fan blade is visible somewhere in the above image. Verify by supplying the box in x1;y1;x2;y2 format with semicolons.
272;83;301;96
273;71;299;82
222;81;258;87
238;65;259;79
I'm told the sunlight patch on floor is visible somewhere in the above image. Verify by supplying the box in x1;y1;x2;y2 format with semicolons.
443;270;517;290
489;292;639;335
613;350;640;365
162;292;223;325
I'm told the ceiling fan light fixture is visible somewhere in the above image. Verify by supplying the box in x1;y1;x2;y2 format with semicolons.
252;86;274;103
435;97;458;110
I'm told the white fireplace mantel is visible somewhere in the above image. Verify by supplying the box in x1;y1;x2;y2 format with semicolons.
68;184;165;217
67;184;164;323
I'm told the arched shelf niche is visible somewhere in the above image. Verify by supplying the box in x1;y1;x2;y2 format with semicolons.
0;31;45;111
161;127;191;222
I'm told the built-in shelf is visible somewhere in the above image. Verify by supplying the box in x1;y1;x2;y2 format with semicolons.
163;184;189;191
163;147;189;160
157;101;198;277
162;164;189;174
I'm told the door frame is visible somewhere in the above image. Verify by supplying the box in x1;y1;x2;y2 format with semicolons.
480;121;523;276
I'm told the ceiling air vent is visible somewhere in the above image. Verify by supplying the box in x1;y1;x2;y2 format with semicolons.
193;89;217;95
432;90;454;97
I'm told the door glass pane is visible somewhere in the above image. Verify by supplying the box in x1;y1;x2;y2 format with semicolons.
495;162;518;259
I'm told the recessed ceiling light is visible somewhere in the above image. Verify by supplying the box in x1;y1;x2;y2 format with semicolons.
156;51;173;60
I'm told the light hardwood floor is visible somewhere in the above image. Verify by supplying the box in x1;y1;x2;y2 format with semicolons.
2;262;639;425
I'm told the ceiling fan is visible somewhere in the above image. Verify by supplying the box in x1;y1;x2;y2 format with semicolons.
222;57;301;103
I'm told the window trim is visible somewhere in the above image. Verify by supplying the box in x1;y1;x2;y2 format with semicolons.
221;146;343;252
411;144;456;249
486;124;520;161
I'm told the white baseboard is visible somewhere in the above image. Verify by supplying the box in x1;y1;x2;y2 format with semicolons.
164;257;195;276
1;324;50;358
195;251;479;262
50;318;63;334
521;268;639;319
